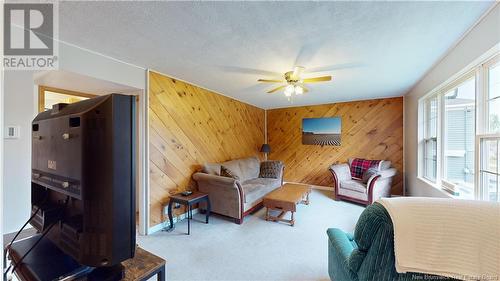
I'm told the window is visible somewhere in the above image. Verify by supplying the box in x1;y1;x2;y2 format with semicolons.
419;53;500;201
38;86;95;113
442;76;475;199
479;136;499;201
486;57;500;133
423;96;438;181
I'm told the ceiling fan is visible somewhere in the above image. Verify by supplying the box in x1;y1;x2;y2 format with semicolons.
257;66;332;98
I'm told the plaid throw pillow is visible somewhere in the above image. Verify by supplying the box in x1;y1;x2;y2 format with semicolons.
350;158;380;179
220;166;240;180
259;161;283;179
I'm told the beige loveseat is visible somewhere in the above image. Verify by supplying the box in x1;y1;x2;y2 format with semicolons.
192;156;284;224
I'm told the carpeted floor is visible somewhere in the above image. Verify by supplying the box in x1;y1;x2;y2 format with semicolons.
137;189;365;281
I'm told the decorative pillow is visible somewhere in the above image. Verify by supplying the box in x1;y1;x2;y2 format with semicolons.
259;160;283;179
362;167;379;184
350;158;381;179
220;165;240;180
379;160;391;170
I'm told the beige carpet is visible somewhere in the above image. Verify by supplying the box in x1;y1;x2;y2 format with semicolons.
137;189;365;281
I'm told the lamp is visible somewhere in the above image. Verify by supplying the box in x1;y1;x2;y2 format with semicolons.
260;143;271;160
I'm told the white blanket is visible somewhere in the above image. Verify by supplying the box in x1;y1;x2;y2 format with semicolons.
378;197;500;280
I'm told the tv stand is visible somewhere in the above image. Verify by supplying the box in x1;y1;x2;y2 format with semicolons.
6;234;165;281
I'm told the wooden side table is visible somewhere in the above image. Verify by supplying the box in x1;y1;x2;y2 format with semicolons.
6;234;166;281
166;192;210;235
123;247;165;281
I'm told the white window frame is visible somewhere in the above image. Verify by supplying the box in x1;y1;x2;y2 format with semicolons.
422;95;439;182
475;134;500;200
440;71;477;197
418;51;499;199
483;55;500;134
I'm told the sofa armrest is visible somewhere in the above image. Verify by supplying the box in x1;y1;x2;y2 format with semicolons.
327;228;358;281
329;163;351;182
192;172;243;219
366;173;393;204
327;228;356;260
378;168;397;179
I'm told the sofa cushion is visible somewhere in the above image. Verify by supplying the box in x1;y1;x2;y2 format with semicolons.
202;163;221;176
340;179;367;193
259;160;283;179
221;165;240;180
240;178;281;203
338;188;368;201
237;156;261;181
222;156;260;182
221;159;244;180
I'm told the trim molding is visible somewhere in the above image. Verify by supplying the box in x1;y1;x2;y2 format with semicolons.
142;69;151;235
148;208;200;234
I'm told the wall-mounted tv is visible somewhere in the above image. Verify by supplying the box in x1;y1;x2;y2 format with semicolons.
302;117;341;146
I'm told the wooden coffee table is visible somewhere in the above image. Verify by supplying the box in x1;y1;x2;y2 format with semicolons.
263;183;311;226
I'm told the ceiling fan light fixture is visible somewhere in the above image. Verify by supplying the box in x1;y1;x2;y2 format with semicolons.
284;84;295;96
257;66;332;100
295;85;304;95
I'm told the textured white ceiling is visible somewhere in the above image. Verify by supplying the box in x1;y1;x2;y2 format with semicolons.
58;1;494;109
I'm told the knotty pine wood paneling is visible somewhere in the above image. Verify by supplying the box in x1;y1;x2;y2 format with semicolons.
148;71;265;226
267;97;404;195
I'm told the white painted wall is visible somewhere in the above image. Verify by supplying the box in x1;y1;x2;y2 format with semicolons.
2;41;147;234
404;5;500;197
3;71;38;234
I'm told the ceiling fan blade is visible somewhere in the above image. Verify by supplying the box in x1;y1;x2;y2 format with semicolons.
267;85;286;93
302;76;332;83
258;79;285;83
291;66;305;80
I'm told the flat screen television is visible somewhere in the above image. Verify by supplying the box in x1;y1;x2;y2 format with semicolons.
30;94;136;267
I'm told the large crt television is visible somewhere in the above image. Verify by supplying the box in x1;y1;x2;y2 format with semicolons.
30;94;136;267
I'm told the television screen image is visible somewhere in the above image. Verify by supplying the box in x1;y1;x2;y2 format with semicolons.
302;117;341;146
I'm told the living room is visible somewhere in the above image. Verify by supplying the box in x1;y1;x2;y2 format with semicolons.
1;1;499;281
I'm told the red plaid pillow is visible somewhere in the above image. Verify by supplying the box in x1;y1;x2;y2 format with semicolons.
350;158;380;179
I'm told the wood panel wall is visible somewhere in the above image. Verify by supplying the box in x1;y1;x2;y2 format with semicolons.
267;97;404;195
148;71;265;226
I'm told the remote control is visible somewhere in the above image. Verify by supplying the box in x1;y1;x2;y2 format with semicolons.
181;191;193;196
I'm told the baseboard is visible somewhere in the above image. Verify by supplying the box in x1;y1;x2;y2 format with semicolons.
148;208;200;234
284;181;334;191
147;183;333;234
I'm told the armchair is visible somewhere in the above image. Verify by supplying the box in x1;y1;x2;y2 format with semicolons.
327;203;457;281
329;159;396;205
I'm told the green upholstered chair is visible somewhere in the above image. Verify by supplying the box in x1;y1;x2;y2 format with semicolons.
327;202;456;281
